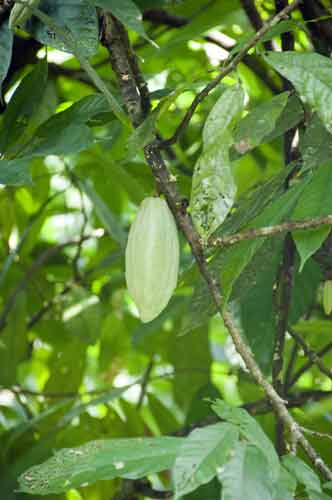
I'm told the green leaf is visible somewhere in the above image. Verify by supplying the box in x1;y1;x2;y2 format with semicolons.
26;0;99;57
0;158;32;186
0;20;13;94
0;59;48;154
147;393;180;434
219;442;274;500
233;92;290;154
264;51;332;134
289;259;322;324
78;178;126;248
174;422;239;499
212;400;280;481
191;140;236;239
263;94;304;144
21;94;115;157
44;337;86;393
273;466;297;500
292;318;332;336
190;86;244;239
282;455;321;493
202;86;244;149
300;114;332;170
168;326;212;409
0;293;28;386
91;0;148;40
291;164;332;270
239;238;282;373
24;123;95;157
18;436;185;495
59;386;133;426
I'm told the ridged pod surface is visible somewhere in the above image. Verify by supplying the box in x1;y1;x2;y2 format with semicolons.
125;197;180;323
9;0;41;30
323;280;332;315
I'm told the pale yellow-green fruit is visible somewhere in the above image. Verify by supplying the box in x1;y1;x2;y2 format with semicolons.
323;280;332;315
125;197;180;323
9;0;41;30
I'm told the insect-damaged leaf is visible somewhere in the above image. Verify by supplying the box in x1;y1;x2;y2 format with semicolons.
190;86;244;240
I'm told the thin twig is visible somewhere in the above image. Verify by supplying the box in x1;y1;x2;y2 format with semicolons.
289;341;332;387
301;427;332;441
288;328;332;382
209;215;332;248
284;340;299;390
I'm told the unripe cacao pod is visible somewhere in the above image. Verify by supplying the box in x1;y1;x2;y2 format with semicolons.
9;0;41;30
125;197;179;323
323;280;332;315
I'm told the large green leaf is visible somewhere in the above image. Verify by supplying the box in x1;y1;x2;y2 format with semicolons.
24;123;94;157
291;164;332;270
174;423;239;499
18;436;184;495
190;86;244;239
239;238;282;372
264;51;332;134
233;92;289;154
26;0;99;57
212;401;280;481
21;94;116;157
219;442;274;500
0;20;13;94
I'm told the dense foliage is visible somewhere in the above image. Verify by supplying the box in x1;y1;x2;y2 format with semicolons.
1;0;332;499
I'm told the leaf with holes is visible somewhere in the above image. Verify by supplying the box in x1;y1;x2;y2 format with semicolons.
19;436;185;495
